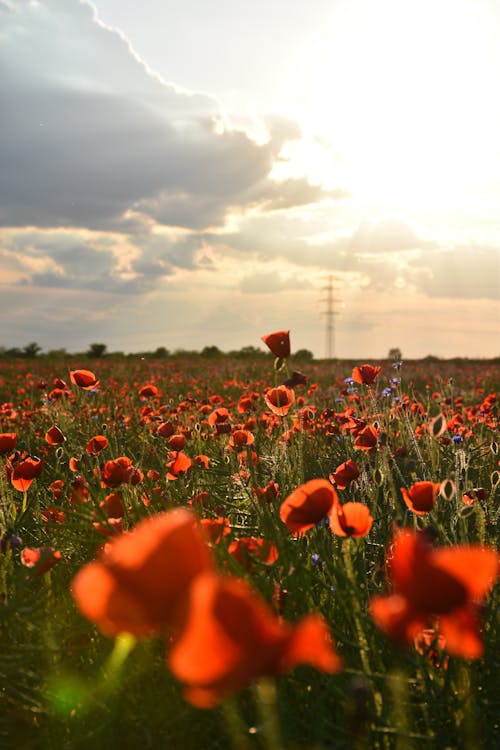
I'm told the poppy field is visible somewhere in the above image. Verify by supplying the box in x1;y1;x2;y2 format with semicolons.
0;336;499;750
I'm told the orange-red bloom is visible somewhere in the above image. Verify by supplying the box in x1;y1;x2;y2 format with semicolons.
351;364;381;385
370;530;499;658
228;537;279;570
353;425;378;453
5;451;44;492
168;572;342;708
166;451;193;480
329;502;373;538
139;384;160;398
261;330;291;358
0;433;17;455
45;425;66;445
280;479;339;535
329;459;360;490
101;457;143;488
264;386;295;416
86;435;109;455
72;509;214;637
21;547;61;575
70;369;100;390
401;481;440;515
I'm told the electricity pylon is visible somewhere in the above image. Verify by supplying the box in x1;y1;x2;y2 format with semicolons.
320;275;341;359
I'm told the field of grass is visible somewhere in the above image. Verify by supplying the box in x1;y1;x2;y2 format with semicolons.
0;348;498;749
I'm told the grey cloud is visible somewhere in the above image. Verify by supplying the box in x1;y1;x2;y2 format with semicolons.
407;246;500;300
239;271;313;294
0;0;329;234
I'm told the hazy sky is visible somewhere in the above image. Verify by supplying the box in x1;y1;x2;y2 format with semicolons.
1;0;499;357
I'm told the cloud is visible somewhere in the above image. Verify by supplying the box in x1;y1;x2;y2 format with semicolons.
0;0;338;234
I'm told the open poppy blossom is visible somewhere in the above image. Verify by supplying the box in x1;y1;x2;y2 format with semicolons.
0;433;17;455
351;364;381;386
264;386;295;417
101;457;143;488
370;530;499;658
280;479;339;535
261;330;291;359
166;451;193;480
139;384;160;398
329;502;373;538
168;572;342;708
70;369;100;391
45;425;66;445
5;451;44;491
353;425;378;453
72;509;214;637
86;435;109;455
329;459;360;490
228;537;279;570
21;546;61;575
401;481;440;515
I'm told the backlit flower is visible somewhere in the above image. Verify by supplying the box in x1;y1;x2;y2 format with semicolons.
70;369;100;391
72;509;214;637
329;502;373;538
351;364;381;386
280;479;339;535
264;386;295;417
168;572;342;708
370;530;499;658
401;481;440;515
261;330;291;358
5;451;44;492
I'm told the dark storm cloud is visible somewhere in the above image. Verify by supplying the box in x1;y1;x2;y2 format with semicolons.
0;0;337;234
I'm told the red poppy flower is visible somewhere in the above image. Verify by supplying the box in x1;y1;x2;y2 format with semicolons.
351;364;381;385
353;425;378;453
280;479;339;535
370;530;499;658
329;502;373;538
100;492;125;519
261;330;291;358
264;386;295;417
21;547;61;575
253;480;279;503
200;517;231;544
166;451;193;480
414;628;448;669
5;451;44;492
70;369;100;391
157;421;176;438
45;425;66;445
86;435;109;455
228;537;279;570
0;433;17;455
228;429;255;450
101;457;143;488
167;434;187;451
283;371;308;388
329;459;360;490
401;481;440;515
207;408;230;427
168;572;342;708
72;509;214;637
139;384;160;398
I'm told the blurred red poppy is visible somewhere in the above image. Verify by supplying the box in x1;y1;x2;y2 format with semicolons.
228;537;279;570
0;433;17;455
168;572;342;708
264;386;295;417
200;517;231;544
5;451;44;492
401;481;440;515
139;384;160;398
280;479;339;535
351;364;381;385
101;457;143;488
86;435;109;455
370;530;499;658
329;459;360;490
72;509;214;637
45;425;66;445
353;425;378;453
329;502;373;538
21;547;61;575
70;369;100;390
261;330;291;358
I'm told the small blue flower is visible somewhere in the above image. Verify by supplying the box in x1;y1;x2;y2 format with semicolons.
344;377;355;385
453;435;463;444
311;553;321;565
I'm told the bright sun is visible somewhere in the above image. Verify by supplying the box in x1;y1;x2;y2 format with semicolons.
288;0;500;210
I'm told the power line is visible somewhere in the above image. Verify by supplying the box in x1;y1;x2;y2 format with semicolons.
320;275;341;359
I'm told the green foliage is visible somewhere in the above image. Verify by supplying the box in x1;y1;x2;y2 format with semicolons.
0;355;498;749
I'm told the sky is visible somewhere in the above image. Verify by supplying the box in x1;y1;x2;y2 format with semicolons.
1;0;499;358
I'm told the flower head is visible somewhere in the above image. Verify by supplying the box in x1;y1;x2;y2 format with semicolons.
261;330;291;358
280;479;339;535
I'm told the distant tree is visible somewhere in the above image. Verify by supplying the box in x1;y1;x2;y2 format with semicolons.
23;342;42;358
388;347;402;361
293;349;314;362
46;348;68;358
87;343;107;358
154;346;170;358
5;347;22;358
201;345;222;358
233;345;265;359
